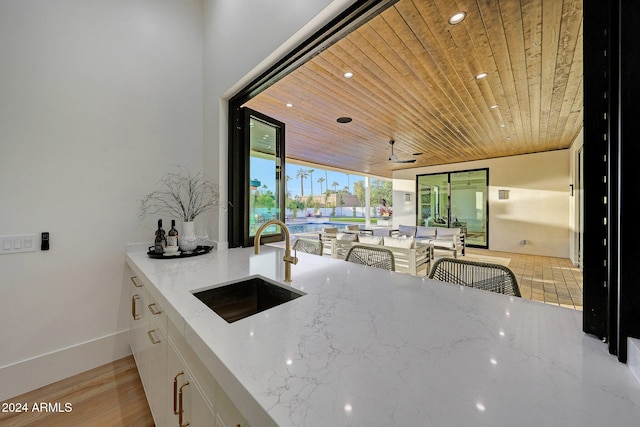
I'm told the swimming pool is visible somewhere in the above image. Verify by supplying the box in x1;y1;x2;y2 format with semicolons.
285;222;354;234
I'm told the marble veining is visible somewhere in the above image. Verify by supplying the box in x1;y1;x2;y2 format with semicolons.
126;245;640;427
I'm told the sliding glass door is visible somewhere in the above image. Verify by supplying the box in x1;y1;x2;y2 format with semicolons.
417;169;488;248
417;174;449;227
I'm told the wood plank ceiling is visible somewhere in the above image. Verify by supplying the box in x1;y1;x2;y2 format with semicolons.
244;0;583;179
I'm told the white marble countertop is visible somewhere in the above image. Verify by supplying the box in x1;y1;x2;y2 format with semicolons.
126;245;640;427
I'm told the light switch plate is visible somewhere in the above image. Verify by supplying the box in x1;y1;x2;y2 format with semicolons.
0;235;38;254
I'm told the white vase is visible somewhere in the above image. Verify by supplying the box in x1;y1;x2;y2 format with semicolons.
179;221;198;252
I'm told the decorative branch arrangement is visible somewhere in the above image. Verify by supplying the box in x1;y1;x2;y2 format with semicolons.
140;167;223;222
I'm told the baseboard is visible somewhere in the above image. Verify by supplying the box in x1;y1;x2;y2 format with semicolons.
628;337;640;386
0;330;131;401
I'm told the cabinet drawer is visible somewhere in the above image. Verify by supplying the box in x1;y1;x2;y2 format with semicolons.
129;274;169;427
131;276;167;333
146;298;167;334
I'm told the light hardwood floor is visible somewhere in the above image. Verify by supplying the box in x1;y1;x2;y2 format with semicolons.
0;355;153;427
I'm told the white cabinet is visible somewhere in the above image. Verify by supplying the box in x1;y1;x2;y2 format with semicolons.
167;337;215;426
129;275;148;362
128;274;251;427
129;275;168;427
165;317;216;426
215;386;249;427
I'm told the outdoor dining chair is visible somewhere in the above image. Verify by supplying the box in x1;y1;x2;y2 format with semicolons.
428;258;521;297
345;245;395;271
292;238;323;256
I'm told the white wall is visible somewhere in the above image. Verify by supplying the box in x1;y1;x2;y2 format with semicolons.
393;150;571;258
568;129;584;266
0;0;204;399
0;0;351;400
202;0;344;246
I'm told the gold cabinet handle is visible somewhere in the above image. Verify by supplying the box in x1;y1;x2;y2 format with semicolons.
173;371;184;415
148;303;162;315
147;329;161;345
179;381;190;427
130;276;143;288
131;295;141;320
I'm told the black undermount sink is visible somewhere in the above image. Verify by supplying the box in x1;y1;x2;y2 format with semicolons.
192;276;304;323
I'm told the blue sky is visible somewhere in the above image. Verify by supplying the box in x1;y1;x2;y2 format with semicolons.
250;158;366;198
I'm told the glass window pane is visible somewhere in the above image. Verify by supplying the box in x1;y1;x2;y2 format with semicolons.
417;173;449;227
249;116;281;237
450;170;487;246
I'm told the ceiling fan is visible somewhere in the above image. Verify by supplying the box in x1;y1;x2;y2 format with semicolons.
388;140;416;163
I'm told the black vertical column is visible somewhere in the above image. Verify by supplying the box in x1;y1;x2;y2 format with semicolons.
617;0;640;362
582;0;614;342
584;0;640;362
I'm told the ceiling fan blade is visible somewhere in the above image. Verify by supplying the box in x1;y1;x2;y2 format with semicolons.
386;139;417;163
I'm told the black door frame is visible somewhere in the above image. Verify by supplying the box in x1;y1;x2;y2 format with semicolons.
415;168;489;249
227;0;398;248
229;108;286;248
583;0;640;362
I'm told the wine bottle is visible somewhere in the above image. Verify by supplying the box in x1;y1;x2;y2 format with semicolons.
154;219;167;254
167;220;179;247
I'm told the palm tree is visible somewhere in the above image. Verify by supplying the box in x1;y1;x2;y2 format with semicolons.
308;169;315;195
317;177;325;195
296;169;309;196
285;175;292;201
332;181;339;193
346;173;350;194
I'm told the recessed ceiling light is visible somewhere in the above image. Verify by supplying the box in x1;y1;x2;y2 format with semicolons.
285;103;293;108
475;72;488;80
337;117;352;124
344;72;354;79
499;124;506;128
490;104;499;109
448;11;467;25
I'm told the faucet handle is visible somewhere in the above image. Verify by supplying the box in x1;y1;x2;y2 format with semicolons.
283;254;298;265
